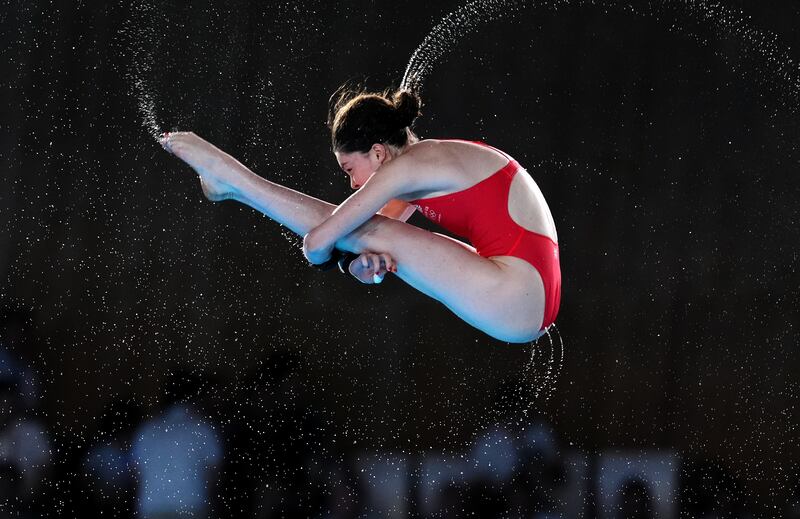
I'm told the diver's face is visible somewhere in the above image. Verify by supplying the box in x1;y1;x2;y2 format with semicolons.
334;146;384;190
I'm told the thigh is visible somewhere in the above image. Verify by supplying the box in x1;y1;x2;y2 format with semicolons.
432;232;477;254
354;217;545;342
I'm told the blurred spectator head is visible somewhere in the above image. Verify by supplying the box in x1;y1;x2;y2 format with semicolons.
471;425;517;482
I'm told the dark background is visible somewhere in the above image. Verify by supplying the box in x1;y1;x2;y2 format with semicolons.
2;0;799;513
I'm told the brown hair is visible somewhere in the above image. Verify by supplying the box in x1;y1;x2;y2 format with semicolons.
327;85;422;153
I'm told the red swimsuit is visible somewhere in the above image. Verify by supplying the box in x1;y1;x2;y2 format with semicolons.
409;141;561;331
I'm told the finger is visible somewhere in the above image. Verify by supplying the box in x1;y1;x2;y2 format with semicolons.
369;254;381;272
377;254;392;274
383;254;396;273
372;272;384;284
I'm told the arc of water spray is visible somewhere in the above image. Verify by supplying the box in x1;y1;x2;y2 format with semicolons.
522;325;564;406
401;0;799;110
125;0;164;140
401;0;528;92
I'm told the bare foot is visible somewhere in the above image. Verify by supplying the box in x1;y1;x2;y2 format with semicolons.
160;131;242;201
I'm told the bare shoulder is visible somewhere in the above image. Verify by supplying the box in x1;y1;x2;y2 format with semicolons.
381;140;461;198
411;139;508;172
379;139;511;200
397;140;455;168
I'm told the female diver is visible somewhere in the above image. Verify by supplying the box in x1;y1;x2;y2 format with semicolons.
160;88;560;343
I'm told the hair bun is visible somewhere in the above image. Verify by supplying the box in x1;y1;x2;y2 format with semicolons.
392;89;422;128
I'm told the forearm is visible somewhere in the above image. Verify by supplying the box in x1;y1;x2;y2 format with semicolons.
303;212;387;264
302;171;404;263
209;155;335;237
209;156;383;257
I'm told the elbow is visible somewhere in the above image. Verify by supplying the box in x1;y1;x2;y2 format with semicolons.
302;230;330;264
302;232;318;262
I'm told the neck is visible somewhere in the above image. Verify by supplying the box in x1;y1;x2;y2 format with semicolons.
394;132;419;156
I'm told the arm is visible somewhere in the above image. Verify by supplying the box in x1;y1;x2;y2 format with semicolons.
302;168;405;264
302;156;423;264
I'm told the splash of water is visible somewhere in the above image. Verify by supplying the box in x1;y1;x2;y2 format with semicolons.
402;0;800;112
521;325;564;408
123;0;163;141
401;0;528;93
134;78;162;140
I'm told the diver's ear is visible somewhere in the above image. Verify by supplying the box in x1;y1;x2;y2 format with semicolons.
372;143;387;163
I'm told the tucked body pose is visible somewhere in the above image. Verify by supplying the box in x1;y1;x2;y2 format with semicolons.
161;88;561;343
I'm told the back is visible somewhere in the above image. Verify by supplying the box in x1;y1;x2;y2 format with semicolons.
407;139;558;245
